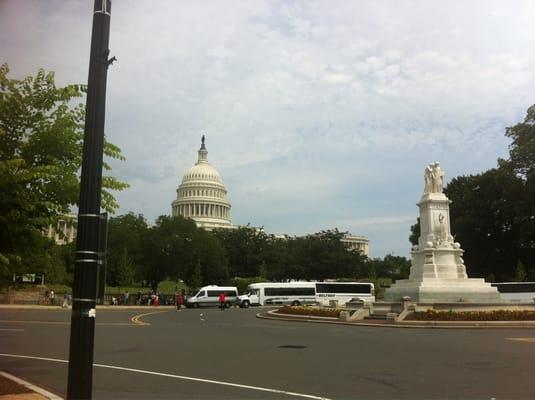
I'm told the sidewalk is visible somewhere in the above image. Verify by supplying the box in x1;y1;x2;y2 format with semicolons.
0;304;176;310
0;372;61;400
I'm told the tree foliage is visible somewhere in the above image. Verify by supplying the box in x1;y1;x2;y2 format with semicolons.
505;104;535;178
0;64;128;285
107;213;148;287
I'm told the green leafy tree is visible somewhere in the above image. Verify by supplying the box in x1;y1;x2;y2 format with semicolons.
192;230;228;285
212;226;267;278
139;215;228;291
140;216;197;291
116;248;136;287
0;64;128;285
409;218;420;246
514;260;528;282
188;259;203;291
446;168;526;280
107;213;148;286
505;104;535;178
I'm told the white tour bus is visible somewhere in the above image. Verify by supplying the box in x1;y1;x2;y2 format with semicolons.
236;281;375;308
186;285;238;308
314;282;375;306
491;282;535;302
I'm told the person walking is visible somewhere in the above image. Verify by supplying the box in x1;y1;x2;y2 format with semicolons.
62;292;69;308
175;291;184;311
124;291;129;305
218;292;226;311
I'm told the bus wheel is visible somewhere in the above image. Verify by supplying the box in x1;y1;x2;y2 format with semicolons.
291;301;300;306
242;301;250;308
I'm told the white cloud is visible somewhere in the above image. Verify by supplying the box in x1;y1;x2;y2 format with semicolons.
2;0;535;256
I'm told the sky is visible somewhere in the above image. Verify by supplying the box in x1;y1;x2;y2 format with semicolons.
2;0;535;257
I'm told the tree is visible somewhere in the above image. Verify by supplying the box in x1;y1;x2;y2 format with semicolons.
0;64;128;285
138;215;229;291
409;218;420;246
505;104;535;178
212;226;267;278
445;168;525;280
107;213;148;286
192;229;228;285
115;248;136;287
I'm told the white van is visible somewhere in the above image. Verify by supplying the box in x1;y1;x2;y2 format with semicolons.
186;285;238;308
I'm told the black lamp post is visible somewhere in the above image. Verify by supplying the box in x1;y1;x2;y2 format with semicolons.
67;1;114;398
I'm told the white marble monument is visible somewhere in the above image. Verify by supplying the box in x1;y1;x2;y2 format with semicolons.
385;162;501;303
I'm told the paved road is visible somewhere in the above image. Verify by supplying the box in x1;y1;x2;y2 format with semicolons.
1;307;534;399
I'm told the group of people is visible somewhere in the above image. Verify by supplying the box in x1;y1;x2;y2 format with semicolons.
43;290;71;308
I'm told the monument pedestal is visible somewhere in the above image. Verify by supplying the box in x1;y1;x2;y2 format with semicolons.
384;278;501;303
385;164;501;303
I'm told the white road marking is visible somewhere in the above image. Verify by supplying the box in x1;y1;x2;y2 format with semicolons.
506;337;535;343
0;353;331;400
0;371;62;400
0;328;24;332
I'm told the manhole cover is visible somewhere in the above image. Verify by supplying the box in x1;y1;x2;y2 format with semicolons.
278;345;307;349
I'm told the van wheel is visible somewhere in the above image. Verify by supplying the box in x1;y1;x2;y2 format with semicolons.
192;302;199;308
242;301;250;308
291;301;300;306
225;301;231;308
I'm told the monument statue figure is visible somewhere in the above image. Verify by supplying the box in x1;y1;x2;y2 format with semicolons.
385;162;501;303
424;162;444;193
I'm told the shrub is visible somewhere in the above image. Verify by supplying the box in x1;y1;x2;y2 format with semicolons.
407;309;535;321
277;305;342;318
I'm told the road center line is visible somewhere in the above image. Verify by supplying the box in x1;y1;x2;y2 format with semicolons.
0;353;331;400
130;310;168;325
0;328;24;332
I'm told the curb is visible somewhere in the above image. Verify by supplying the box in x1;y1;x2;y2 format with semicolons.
0;371;62;399
258;311;535;329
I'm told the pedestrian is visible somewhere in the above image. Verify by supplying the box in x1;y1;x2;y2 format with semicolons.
219;292;226;311
124;291;129;306
175;291;184;311
62;292;68;308
49;290;55;306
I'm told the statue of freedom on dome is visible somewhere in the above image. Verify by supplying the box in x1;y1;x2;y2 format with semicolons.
424;162;444;193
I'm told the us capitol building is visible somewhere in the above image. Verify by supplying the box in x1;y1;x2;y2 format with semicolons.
171;137;369;256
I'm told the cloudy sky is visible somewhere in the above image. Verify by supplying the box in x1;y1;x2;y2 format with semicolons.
2;0;535;257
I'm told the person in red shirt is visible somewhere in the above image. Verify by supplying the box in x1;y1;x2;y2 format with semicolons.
218;292;226;311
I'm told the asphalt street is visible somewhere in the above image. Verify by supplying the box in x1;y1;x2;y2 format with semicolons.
1;307;534;399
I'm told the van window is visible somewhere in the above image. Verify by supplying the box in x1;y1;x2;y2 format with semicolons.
197;291;205;297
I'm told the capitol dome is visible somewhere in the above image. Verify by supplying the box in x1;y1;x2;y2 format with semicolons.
171;136;232;230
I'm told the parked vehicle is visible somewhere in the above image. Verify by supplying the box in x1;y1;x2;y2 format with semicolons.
186;285;238;308
236;281;375;308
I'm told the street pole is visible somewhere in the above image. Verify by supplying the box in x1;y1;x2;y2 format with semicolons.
67;1;114;398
